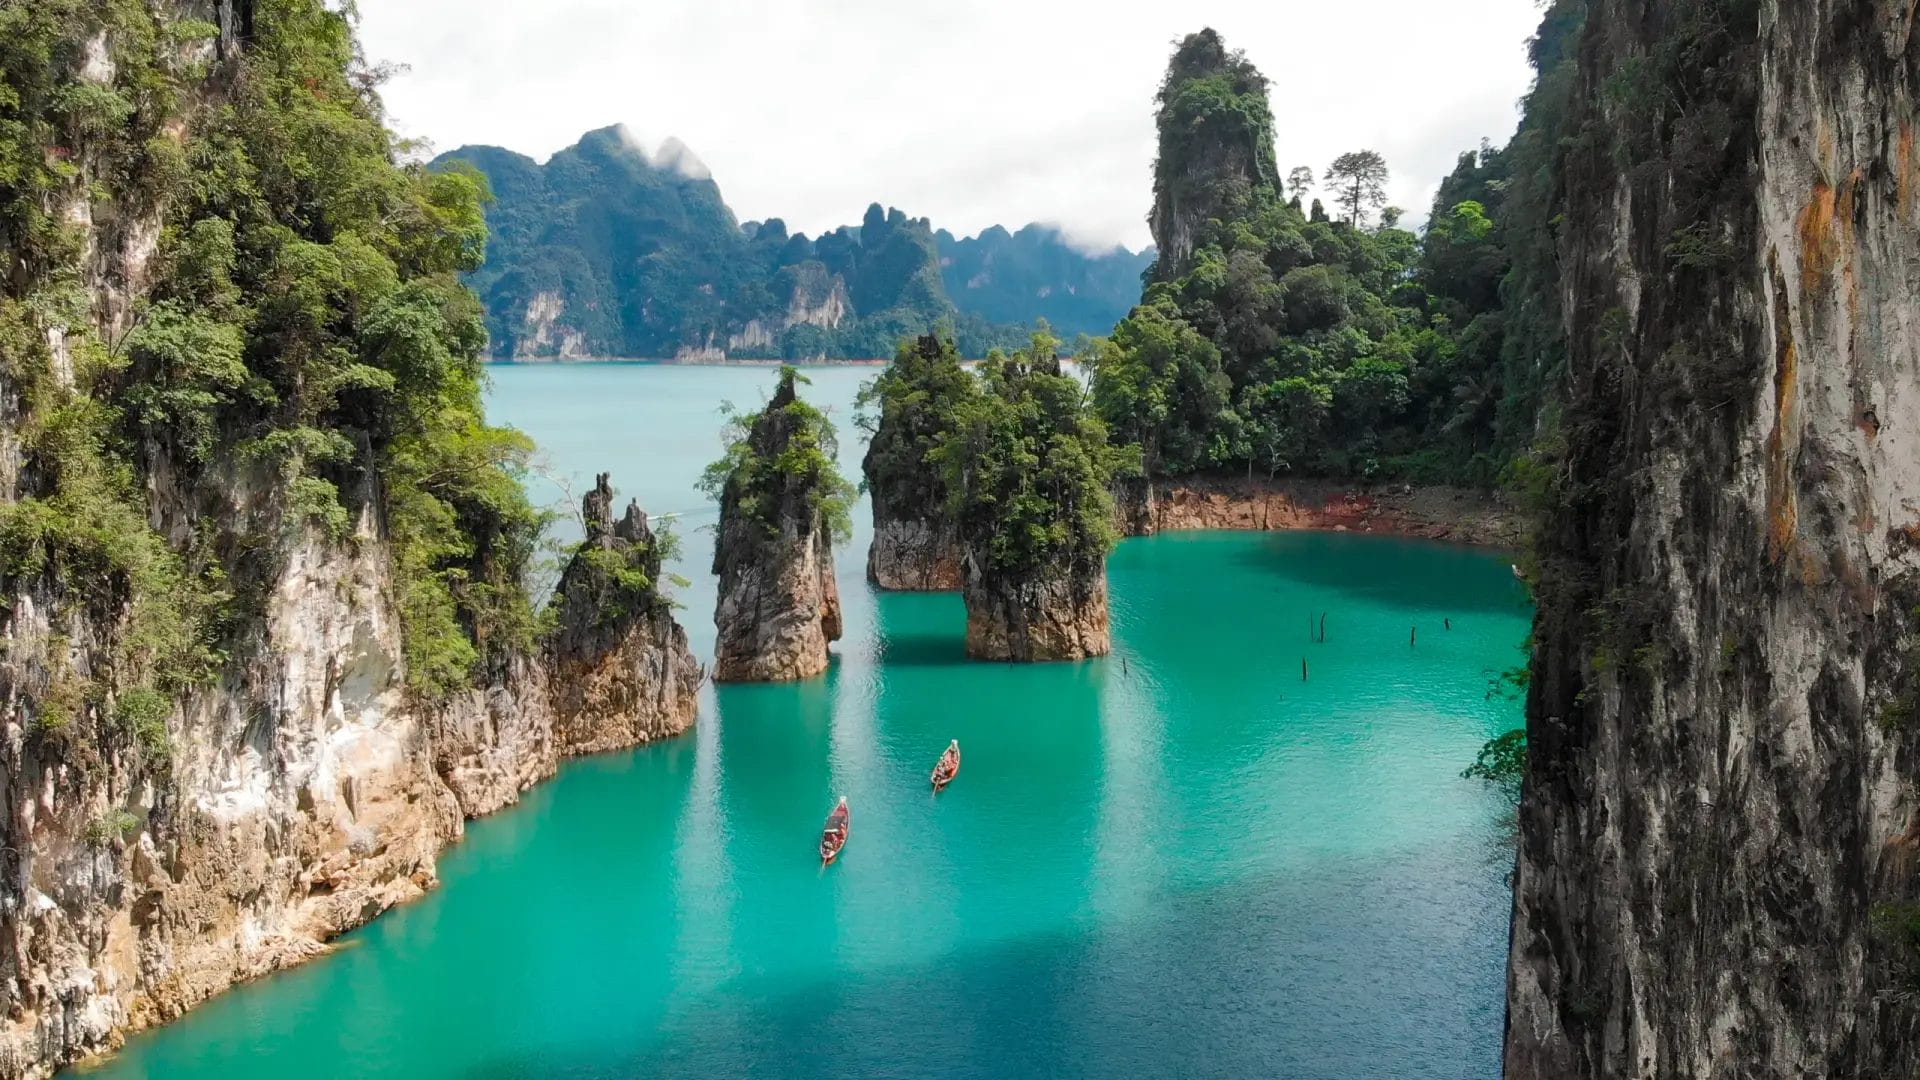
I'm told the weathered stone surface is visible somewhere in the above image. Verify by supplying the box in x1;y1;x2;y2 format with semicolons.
1116;476;1519;547
866;513;963;590
546;474;701;753
961;553;1110;661
712;374;843;681
0;10;714;1076
1507;3;1920;1077
861;335;969;590
0;477;701;1076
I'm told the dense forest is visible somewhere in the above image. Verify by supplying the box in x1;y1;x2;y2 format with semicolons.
0;0;547;712
1090;23;1578;490
432;128;1151;361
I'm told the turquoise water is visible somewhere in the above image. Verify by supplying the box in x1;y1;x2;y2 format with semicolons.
87;364;1529;1079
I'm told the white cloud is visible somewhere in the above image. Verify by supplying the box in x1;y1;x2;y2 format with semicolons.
356;0;1544;251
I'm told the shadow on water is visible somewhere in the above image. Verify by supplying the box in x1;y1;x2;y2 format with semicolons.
467;845;1509;1080
1191;532;1530;618
871;631;973;668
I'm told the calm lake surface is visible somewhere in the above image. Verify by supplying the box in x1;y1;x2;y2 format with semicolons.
88;363;1530;1079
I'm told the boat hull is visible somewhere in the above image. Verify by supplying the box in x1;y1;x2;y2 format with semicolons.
932;753;960;792
820;805;850;864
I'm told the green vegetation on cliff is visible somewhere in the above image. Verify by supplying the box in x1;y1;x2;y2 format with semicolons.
1096;26;1568;489
856;335;979;515
935;336;1135;576
0;0;549;757
701;366;856;542
936;225;1152;341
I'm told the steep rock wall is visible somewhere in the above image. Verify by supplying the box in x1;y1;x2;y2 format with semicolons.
961;552;1110;662
866;514;963;590
711;375;844;681
0;470;698;1078
1507;2;1920;1076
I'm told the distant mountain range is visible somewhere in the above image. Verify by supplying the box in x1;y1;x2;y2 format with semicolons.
431;126;1154;361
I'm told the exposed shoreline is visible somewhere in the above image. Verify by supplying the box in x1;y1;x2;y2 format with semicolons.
1121;477;1523;550
487;356;897;366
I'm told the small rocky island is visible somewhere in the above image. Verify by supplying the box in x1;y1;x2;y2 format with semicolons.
859;335;977;589
941;339;1132;660
706;368;855;680
546;474;703;749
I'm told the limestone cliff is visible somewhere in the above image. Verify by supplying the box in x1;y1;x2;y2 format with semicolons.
433;126;1082;361
1507;1;1920;1075
961;554;1111;662
860;336;971;590
545;474;701;754
0;466;698;1078
1146;29;1281;280
1116;476;1519;547
710;370;847;681
0;6;701;1076
944;348;1121;662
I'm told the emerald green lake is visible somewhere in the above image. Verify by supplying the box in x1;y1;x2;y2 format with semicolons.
88;364;1529;1079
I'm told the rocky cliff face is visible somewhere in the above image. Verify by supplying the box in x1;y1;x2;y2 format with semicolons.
1116;476;1520;547
545;475;702;754
1147;29;1281;279
0;471;697;1078
866;512;963;590
435;131;1073;361
861;336;971;590
0;5;702;1074
943;348;1119;662
711;374;845;681
1508;2;1920;1075
961;554;1110;662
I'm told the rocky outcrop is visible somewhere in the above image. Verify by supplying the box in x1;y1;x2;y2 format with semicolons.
866;514;962;590
861;335;971;589
711;372;845;681
517;291;587;360
0;9;702;1067
945;349;1116;662
0;469;698;1078
1507;2;1920;1076
1147;29;1281;279
545;474;702;754
961;555;1110;661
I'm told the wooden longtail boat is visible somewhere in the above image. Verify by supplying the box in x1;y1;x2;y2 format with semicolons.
820;797;850;864
931;740;961;792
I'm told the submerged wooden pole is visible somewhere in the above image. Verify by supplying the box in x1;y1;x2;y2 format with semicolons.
1411;625;1417;647
1302;657;1309;681
1320;612;1328;643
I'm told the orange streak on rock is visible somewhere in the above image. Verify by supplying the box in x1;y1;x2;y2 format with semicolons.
1798;182;1839;294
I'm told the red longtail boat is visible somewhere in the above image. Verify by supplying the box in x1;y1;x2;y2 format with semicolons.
820;797;850;864
931;739;961;792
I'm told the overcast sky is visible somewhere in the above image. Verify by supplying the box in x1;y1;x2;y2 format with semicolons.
357;0;1545;253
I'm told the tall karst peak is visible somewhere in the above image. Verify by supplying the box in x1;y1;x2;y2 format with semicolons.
1148;27;1282;278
